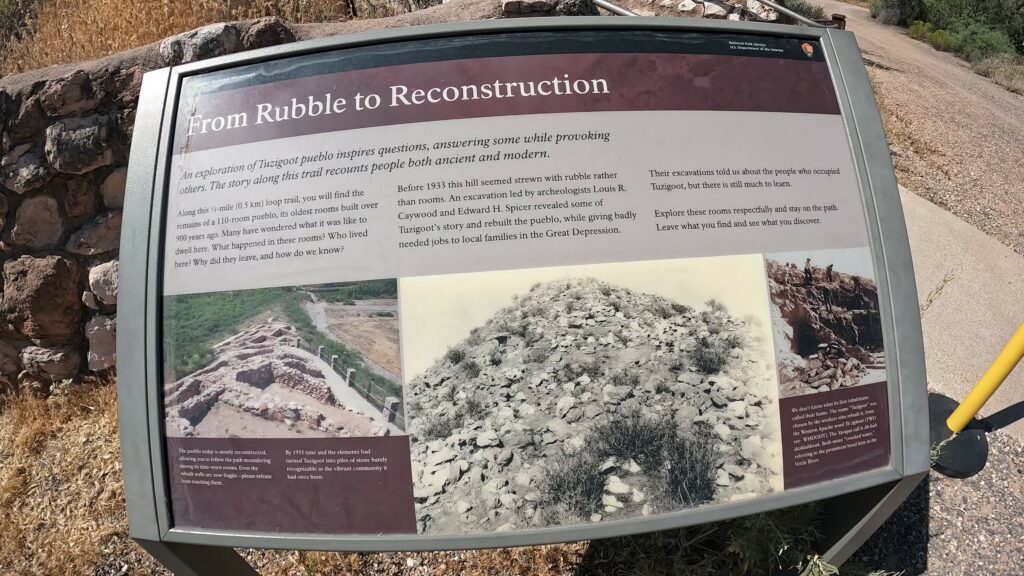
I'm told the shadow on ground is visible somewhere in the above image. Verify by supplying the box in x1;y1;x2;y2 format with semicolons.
567;479;932;575
985;400;1024;432
850;475;931;575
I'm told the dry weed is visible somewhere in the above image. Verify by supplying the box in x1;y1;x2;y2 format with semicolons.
0;381;128;574
973;54;1024;95
0;0;352;75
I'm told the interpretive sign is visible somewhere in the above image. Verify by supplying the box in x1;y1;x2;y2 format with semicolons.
119;17;928;561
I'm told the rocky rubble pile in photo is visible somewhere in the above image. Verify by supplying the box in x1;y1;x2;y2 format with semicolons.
500;0;780;21
766;260;885;397
165;322;390;437
793;344;867;391
407;278;782;533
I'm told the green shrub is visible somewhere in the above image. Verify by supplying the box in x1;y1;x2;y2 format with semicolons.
419;412;463;440
465;328;484;347
663;423;719;507
538;452;606;519
651;300;676;319
882;0;1024;56
311;279;398;302
590;414;675;472
671;303;693;315
461;359;481;379
442;385;457;403
928;28;953;50
445;347;465;365
1009;13;1024;56
870;0;920;25
921;0;957;29
692;336;730;374
561;356;602;380
701;310;724;335
488;349;503;366
721;332;744;350
949;20;1016;62
869;0;884;18
908;19;934;39
163;287;291;378
704;298;728;314
463;394;487;418
610;368;641;388
782;0;825;21
508;319;530;338
525;347;550;364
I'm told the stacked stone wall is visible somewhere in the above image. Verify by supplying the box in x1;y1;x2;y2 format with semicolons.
0;18;303;391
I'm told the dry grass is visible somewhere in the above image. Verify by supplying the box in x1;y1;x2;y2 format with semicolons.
0;379;130;575
0;0;352;75
973;54;1024;95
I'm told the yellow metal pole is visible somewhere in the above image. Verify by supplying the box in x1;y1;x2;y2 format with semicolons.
946;322;1024;434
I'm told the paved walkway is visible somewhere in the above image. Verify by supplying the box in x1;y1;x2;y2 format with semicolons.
303;299;399;382
283;345;403;436
902;188;1024;442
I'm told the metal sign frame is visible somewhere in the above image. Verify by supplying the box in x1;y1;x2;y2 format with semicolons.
118;16;928;570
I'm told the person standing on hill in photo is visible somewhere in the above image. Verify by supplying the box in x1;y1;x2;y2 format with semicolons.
804;258;813;285
825;263;834;282
821;286;833;313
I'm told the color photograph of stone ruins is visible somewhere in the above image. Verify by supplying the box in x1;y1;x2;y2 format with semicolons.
400;257;784;534
162;280;405;439
766;249;887;399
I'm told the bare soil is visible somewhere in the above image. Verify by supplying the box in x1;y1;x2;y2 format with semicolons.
324;300;402;380
820;0;1024;253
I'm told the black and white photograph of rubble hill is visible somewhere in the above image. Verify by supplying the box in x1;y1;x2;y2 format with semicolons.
766;249;887;398
401;258;783;534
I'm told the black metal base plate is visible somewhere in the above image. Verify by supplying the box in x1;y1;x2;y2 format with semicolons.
929;393;988;479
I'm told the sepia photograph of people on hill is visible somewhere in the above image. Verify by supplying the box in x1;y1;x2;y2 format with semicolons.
765;249;887;399
162;279;406;439
399;257;784;534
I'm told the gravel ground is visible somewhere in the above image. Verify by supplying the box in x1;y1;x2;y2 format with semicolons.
853;429;1024;575
815;0;1024;254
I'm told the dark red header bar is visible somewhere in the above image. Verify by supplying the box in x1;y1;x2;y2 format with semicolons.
174;52;840;154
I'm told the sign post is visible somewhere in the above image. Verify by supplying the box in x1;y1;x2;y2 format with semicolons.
118;17;928;574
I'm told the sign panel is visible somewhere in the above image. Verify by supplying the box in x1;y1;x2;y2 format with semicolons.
158;27;895;537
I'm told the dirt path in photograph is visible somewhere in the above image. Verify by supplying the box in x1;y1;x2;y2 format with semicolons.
280;346;403;435
303;299;402;382
817;0;1024;253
